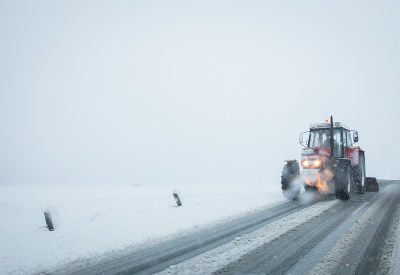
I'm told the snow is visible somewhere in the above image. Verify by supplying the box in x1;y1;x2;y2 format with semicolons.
0;183;284;274
3;183;400;274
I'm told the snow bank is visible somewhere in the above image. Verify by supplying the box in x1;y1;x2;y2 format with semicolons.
0;183;283;274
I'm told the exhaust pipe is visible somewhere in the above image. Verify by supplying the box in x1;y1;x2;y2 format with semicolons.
330;116;334;157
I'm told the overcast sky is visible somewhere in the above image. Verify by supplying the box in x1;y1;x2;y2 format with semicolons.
1;1;399;185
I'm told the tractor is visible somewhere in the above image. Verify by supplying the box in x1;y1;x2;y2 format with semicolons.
281;116;370;201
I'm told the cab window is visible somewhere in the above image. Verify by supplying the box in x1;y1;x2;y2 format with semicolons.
347;131;353;148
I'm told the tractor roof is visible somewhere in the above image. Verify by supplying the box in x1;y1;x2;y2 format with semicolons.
310;122;350;131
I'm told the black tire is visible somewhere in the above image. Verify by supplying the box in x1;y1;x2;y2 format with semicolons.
335;163;352;201
281;160;300;200
354;155;366;194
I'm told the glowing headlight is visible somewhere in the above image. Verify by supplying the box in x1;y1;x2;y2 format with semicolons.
302;159;321;168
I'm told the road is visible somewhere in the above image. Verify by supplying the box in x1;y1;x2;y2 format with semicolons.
215;180;399;275
67;180;400;275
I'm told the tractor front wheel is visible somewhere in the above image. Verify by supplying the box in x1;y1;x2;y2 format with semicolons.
281;160;300;200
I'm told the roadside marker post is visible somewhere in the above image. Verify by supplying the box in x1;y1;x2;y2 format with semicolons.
173;193;182;207
44;212;54;231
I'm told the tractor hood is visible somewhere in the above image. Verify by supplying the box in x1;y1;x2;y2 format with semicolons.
301;147;331;169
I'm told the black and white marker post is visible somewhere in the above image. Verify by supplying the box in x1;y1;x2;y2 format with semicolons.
44;211;54;231
173;192;182;207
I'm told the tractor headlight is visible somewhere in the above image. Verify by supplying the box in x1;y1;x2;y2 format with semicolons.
302;159;321;168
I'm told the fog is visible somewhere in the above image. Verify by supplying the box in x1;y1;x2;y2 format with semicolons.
1;1;399;185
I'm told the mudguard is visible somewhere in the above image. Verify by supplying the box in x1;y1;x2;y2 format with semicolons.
347;147;364;167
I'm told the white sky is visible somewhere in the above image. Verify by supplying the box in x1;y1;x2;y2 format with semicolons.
1;0;399;185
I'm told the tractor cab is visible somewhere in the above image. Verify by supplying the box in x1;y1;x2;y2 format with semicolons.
299;122;359;163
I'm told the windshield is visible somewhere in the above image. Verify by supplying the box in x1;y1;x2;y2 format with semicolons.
309;129;341;156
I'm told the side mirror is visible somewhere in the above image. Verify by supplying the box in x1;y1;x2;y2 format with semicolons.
353;131;359;143
299;132;309;147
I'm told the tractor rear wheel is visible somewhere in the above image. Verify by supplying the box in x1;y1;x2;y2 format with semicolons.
335;165;352;201
354;156;366;194
281;160;300;200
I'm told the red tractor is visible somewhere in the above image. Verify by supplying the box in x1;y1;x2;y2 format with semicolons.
281;116;370;201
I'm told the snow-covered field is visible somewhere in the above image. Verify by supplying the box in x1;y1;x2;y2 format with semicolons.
0;183;285;274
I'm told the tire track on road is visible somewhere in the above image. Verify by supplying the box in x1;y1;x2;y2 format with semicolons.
310;184;400;275
158;200;338;275
215;194;371;274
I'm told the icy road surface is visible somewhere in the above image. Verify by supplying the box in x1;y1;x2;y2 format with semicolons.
160;180;400;275
64;180;400;275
